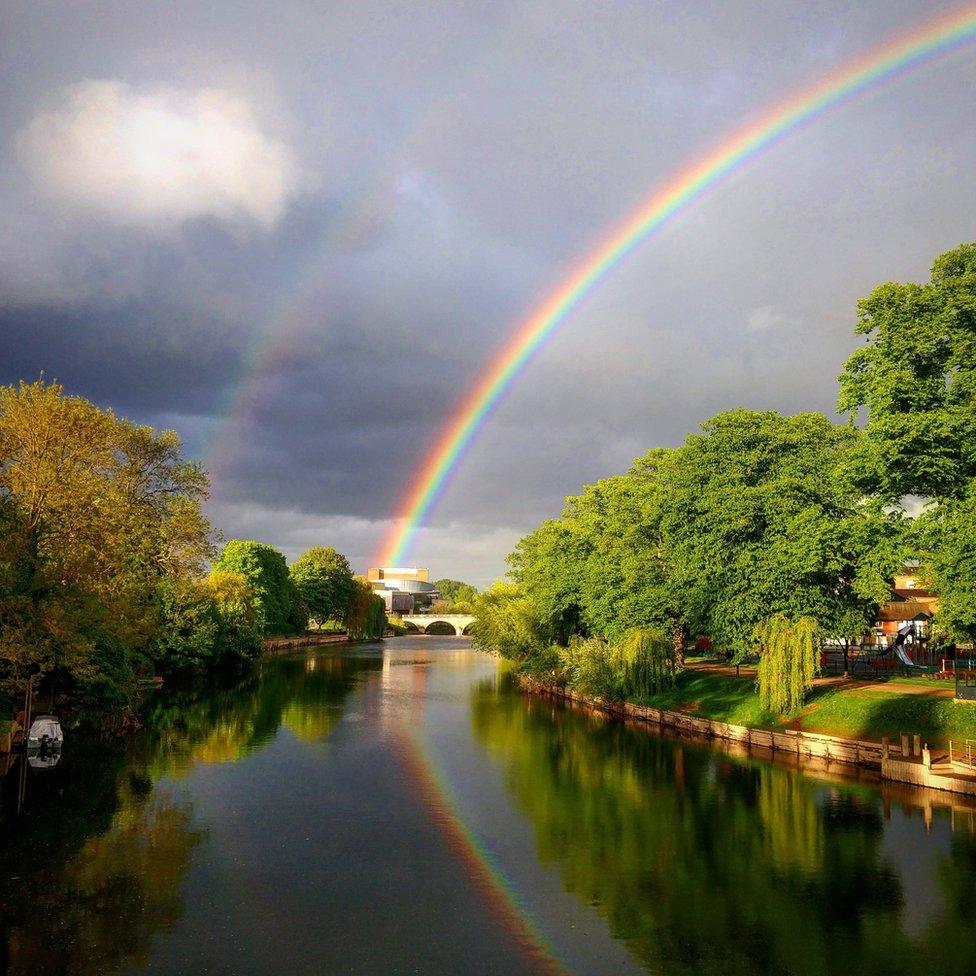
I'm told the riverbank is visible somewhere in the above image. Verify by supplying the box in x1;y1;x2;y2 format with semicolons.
517;673;976;798
621;663;976;745
262;632;352;655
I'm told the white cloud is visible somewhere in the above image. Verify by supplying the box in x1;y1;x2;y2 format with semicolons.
745;305;800;333
17;80;298;229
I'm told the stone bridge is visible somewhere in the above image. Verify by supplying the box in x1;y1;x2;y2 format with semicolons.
399;614;476;636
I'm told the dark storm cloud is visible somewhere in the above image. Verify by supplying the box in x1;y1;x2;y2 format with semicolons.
2;0;976;580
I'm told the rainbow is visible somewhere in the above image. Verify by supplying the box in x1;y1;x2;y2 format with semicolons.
395;722;572;975
378;5;976;566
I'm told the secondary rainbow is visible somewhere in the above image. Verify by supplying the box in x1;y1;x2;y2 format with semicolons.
378;5;976;566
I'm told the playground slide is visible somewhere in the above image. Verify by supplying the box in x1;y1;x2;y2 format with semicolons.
894;644;923;668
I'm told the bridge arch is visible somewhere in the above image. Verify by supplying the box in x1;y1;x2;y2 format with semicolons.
424;619;459;636
399;613;476;636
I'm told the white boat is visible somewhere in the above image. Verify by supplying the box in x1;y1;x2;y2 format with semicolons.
27;715;63;751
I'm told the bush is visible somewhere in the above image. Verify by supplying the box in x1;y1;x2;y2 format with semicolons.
470;582;547;661
619;628;678;699
386;614;409;636
755;615;820;715
558;636;623;700
151;572;262;673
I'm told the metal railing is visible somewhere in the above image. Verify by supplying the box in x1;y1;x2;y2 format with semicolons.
948;739;976;770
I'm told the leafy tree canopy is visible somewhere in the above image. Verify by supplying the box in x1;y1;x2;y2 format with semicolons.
0;379;213;702
289;547;354;628
509;410;900;662
838;242;976;502
212;541;307;637
432;578;478;612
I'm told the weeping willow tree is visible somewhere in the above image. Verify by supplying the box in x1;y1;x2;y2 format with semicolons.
754;615;821;715
345;578;387;640
619;628;678;699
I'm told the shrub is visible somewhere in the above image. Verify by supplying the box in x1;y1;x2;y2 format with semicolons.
619;627;678;699
558;636;623;700
755;615;820;715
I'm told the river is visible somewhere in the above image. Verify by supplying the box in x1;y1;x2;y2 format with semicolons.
2;637;975;976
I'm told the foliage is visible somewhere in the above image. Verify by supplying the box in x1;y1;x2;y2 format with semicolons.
289;547;355;629
0;379;213;702
509;410;899;678
921;485;976;640
658;411;896;659
386;613;409;636
557;636;622;699
469;582;547;662
618;628;678;699
345;577;387;640
200;571;263;666
150;571;262;673
212;540;307;636
754;615;821;716
151;579;220;673
432;578;478;613
838;243;976;503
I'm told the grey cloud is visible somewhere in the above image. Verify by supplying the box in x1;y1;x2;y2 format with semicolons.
2;0;975;581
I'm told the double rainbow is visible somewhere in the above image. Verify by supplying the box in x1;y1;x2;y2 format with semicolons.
378;6;976;565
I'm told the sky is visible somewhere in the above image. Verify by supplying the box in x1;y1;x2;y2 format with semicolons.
2;1;976;587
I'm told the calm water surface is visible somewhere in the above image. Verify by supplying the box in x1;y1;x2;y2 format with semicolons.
2;637;976;976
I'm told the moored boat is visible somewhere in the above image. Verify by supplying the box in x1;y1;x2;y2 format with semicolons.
27;715;63;751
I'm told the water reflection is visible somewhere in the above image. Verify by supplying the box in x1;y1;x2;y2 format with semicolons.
0;649;382;976
470;674;976;976
3;646;976;976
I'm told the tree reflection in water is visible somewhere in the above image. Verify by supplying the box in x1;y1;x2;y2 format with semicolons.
0;650;381;975
470;675;976;976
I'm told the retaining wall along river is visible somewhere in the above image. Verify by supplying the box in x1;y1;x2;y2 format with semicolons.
518;674;976;798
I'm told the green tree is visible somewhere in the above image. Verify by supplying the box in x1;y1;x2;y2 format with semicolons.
0;380;213;703
289;547;354;629
838;243;976;503
151;579;220;672
838;243;976;642
432;578;478;612
470;582;547;662
212;541;306;636
509;517;588;645
658;410;895;659
345;577;387;640
202;570;263;666
755;615;821;715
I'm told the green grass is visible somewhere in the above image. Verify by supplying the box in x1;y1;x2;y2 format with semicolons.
799;687;976;746
630;669;976;746
634;670;775;728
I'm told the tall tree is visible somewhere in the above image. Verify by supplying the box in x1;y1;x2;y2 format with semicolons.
0;380;213;703
838;243;976;639
659;410;896;659
838;243;976;503
289;547;354;629
212;541;306;636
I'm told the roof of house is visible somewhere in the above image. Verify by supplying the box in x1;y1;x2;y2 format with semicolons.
878;601;935;622
890;588;936;601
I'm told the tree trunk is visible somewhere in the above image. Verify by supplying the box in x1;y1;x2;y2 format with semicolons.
673;622;685;669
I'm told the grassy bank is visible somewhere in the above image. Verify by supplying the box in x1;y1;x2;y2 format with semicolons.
623;669;976;746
